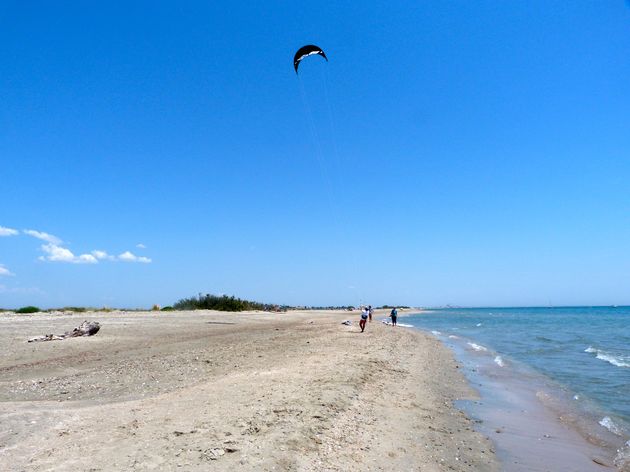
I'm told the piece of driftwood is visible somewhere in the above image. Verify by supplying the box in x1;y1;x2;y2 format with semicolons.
28;320;101;343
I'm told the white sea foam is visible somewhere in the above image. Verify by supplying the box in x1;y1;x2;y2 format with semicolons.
600;416;624;436
596;352;630;368
614;441;630;471
476;323;482;327
585;347;630;367
448;335;459;339
431;330;442;336
467;342;488;352
616;448;630;472
494;356;505;367
382;320;412;327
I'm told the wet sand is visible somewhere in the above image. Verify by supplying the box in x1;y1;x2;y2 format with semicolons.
458;351;622;471
421;328;630;472
0;309;499;471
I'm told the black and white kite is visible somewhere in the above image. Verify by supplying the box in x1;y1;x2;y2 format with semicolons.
293;45;327;73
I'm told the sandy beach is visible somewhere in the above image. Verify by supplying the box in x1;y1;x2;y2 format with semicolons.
0;309;498;471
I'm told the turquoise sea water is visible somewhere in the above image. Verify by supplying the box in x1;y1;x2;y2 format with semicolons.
404;306;630;462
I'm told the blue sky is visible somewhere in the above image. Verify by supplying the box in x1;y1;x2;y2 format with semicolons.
1;1;630;308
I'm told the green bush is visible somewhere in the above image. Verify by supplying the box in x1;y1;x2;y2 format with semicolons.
173;294;288;312
16;306;40;314
60;306;87;312
160;306;174;311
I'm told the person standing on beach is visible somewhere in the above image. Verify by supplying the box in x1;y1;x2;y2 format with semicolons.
359;307;369;332
368;305;373;322
390;307;398;326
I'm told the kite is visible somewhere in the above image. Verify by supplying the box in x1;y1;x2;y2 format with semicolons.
294;45;327;73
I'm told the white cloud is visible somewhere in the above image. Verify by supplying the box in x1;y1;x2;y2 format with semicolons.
39;246;151;264
91;250;113;260
0;284;43;295
24;229;62;245
39;245;151;264
0;226;19;236
2;226;153;267
39;244;98;264
77;253;98;263
118;251;135;262
118;251;152;263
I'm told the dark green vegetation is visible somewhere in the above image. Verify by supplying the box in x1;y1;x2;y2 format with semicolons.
2;302;408;315
59;306;87;312
16;306;41;314
173;293;288;312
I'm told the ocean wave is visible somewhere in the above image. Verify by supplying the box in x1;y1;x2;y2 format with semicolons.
467;342;488;352
448;335;459;339
494;356;505;367
599;416;625;436
476;323;482;327
431;330;442;336
585;347;630;368
596;352;630;368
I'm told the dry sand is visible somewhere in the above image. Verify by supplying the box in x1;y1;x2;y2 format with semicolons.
0;309;499;471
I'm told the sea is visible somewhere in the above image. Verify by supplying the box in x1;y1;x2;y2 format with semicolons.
402;306;630;471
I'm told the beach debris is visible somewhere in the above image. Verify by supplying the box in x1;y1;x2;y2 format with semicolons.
591;456;612;467
201;448;225;461
341;320;352;326
27;320;100;343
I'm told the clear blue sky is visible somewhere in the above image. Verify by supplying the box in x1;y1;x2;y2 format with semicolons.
2;1;630;308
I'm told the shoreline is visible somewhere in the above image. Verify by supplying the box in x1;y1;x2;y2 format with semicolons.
403;315;629;472
0;309;499;471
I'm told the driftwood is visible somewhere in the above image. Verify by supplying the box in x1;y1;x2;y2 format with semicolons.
28;320;100;343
